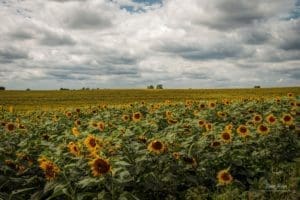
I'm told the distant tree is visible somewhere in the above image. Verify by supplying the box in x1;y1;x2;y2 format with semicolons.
156;84;163;89
147;85;154;89
0;86;5;90
254;85;261;88
60;88;70;90
26;88;31;91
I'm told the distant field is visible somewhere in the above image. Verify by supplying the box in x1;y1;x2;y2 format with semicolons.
0;87;299;110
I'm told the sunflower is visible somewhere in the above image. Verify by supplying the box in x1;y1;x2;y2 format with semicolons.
221;131;232;143
122;115;129;122
225;124;233;131
252;114;262;124
266;114;276;125
165;110;172;118
138;135;147;143
84;135;100;152
97;121;105;132
205;123;213;131
198;120;206;128
217;169;233;185
5;122;15;132
75;108;81;113
89;157;111;176
217;111;227;118
67;142;80;156
211;141;221;147
208;101;216;109
18;124;26;130
281;114;294;125
132;112;142;122
74;119;81;126
65;111;72;118
147;140;166;154
167;118;177;125
236;125;249;137
199;103;206;109
183;156;197;168
287;93;294;98
257;124;270;135
90;121;98;129
72;127;80;137
172;152;180;160
39;160;60;181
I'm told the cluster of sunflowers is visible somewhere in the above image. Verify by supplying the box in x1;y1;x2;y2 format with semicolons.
0;92;299;199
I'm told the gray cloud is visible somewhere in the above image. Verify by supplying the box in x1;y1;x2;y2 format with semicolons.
40;30;76;46
0;46;28;63
64;7;112;29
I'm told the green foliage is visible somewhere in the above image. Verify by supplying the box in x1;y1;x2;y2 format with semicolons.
0;93;299;199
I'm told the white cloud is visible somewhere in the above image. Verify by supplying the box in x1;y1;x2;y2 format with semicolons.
0;0;299;89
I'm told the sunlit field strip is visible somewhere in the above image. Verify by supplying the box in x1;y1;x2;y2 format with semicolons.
0;87;299;111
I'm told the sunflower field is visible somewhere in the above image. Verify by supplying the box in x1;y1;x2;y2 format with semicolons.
0;91;299;199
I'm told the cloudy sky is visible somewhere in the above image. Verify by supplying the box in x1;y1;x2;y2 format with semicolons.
0;0;299;89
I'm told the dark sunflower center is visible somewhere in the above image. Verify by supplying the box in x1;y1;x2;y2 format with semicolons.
269;117;275;122
152;141;163;150
259;125;268;132
134;113;140;119
89;139;96;147
212;141;221;147
221;172;231;181
284;115;291;121
222;133;231;140
240;127;247;133
7;124;15;131
254;116;261;121
95;159;110;174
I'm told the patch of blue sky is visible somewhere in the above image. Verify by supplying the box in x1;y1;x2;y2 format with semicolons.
121;0;163;13
282;0;300;20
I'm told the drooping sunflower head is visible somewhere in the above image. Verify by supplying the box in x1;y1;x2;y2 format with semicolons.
97;121;105;132
266;114;276;125
257;124;270;135
172;152;180;160
281;114;294;125
72;127;80;137
67;142;80;156
221;131;232;143
211;141;221;147
165;110;172;118
252;114;262;124
132;112;142;122
89;157;111;176
39;160;60;181
217;111;227;118
183;156;197;168
167;118;177;125
237;125;249;137
5;122;15;132
225;124;233;131
217;169;233;185
147;140;166;154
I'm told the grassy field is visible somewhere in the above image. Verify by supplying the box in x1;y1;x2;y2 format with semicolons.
1;87;300;110
0;88;299;199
